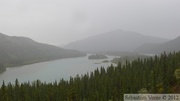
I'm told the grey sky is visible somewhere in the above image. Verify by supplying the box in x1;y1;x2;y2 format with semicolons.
0;0;180;45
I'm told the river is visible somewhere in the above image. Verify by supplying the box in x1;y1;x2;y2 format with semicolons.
0;55;116;85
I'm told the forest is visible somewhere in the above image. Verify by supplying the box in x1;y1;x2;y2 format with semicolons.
0;51;180;101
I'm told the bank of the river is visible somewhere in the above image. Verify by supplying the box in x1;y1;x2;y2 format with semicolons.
0;55;87;73
0;55;116;85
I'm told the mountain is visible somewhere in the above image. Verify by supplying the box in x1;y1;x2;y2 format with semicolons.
64;30;169;52
134;36;180;54
0;33;86;68
133;43;160;53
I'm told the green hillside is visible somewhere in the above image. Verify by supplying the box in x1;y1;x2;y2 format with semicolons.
0;33;86;72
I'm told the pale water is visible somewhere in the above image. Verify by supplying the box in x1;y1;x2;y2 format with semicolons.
0;55;116;85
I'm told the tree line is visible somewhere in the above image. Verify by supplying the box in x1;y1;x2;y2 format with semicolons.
0;51;180;101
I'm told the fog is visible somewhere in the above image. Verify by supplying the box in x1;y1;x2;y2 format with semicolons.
0;0;180;45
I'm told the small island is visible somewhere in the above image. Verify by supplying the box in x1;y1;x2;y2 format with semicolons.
88;54;108;60
102;60;109;63
94;60;109;64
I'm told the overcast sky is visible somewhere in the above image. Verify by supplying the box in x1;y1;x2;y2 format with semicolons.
0;0;180;45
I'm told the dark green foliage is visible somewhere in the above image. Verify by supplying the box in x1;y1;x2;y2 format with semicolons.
1;51;180;101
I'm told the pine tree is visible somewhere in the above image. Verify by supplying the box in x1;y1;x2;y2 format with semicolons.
0;81;7;101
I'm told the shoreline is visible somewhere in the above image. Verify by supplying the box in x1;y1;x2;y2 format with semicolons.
0;55;87;73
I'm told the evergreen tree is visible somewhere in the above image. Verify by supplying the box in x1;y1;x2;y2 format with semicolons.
0;51;180;100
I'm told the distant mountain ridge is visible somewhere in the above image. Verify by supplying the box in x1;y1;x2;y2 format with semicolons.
134;36;180;54
0;33;86;68
64;30;169;52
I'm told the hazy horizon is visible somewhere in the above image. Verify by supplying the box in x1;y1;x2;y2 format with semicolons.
0;0;180;45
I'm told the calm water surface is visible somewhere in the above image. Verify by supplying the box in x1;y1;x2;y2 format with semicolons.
0;55;116;85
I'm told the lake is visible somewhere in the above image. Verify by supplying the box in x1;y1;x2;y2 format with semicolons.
0;55;116;85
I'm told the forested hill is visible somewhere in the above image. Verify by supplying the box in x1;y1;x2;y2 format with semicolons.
64;30;169;52
135;36;180;54
0;33;86;68
1;51;180;101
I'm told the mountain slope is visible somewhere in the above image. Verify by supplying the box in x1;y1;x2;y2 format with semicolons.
64;30;169;52
133;43;160;53
0;33;86;67
135;36;180;54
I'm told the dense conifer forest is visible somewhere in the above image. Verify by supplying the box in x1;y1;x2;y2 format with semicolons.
0;51;180;101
